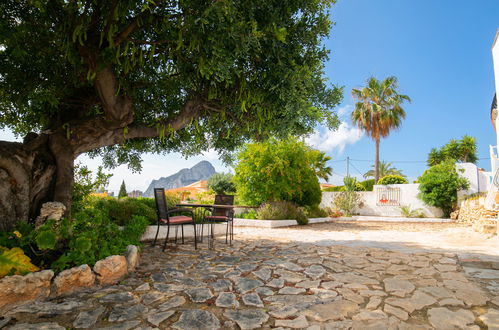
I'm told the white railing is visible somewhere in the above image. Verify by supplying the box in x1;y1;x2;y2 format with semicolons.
490;145;499;173
484;145;499;210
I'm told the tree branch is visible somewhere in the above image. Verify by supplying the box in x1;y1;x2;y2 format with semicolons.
72;95;206;155
94;66;134;126
114;7;156;46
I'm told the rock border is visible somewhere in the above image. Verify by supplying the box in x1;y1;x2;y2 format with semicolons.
0;244;139;313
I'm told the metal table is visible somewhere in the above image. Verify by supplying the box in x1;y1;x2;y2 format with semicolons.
176;203;254;248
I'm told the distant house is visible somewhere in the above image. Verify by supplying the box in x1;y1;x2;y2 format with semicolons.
90;192;109;198
128;190;143;198
165;180;209;201
320;183;336;190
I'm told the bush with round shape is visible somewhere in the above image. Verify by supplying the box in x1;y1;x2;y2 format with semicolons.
234;138;323;207
377;175;408;185
360;179;375;191
417;161;469;217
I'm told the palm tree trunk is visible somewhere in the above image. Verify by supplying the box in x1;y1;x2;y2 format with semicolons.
374;138;380;183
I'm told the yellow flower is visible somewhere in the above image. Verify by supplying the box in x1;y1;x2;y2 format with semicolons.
13;231;22;238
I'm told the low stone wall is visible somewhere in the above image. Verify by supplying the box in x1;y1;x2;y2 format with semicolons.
234;217;332;228
456;197;498;235
0;244;139;313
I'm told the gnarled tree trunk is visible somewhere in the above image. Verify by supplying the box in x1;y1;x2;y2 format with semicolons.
0;66;206;231
0;139;57;231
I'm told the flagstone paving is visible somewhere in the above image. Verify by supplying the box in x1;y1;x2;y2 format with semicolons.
2;222;499;329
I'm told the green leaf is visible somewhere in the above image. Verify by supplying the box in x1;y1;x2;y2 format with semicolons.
36;230;57;250
0;247;39;277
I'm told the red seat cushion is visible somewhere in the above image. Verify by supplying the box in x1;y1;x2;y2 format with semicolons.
160;216;193;224
205;215;229;221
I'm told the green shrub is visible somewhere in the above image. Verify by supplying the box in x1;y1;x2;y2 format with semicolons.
343;176;366;191
1;209;149;274
236;209;258;219
323;186;344;192
377;175;408;185
92;197;157;226
418;161;469;217
333;191;363;216
399;205;426;218
305;206;329;218
234;138;324;208
47;211;149;273
208;173;236;195
72;164;112;213
257;201;309;225
360;179;375;191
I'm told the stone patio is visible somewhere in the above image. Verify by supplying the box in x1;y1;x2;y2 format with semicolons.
1;222;498;329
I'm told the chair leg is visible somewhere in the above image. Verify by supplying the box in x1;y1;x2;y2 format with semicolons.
231;220;234;243
198;223;204;243
162;225;170;251
174;226;178;244
152;224;160;247
181;224;184;244
209;222;214;249
225;221;229;244
193;223;197;250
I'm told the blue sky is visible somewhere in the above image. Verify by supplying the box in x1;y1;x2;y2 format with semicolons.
1;0;498;192
311;0;499;184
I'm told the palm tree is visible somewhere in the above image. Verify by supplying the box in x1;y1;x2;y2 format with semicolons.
309;150;333;181
363;161;405;179
351;76;411;182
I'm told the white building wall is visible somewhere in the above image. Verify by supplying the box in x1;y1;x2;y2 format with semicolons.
321;184;444;218
456;163;491;197
493;32;499;147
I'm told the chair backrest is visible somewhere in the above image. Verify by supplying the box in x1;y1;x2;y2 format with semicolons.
213;195;234;216
154;188;169;220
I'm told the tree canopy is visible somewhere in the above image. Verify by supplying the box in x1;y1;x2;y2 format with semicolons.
0;0;342;227
0;0;342;168
427;135;478;167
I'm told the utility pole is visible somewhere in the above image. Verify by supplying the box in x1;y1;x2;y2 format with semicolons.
346;157;350;177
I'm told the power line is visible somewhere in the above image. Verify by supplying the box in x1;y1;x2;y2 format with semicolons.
348;161;365;177
331;171;346;178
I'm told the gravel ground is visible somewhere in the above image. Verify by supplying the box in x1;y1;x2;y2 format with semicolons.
234;220;499;260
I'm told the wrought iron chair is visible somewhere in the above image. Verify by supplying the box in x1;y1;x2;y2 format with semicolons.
152;188;197;251
203;194;235;246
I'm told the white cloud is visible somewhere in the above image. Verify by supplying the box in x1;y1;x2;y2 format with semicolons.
201;149;219;161
337;104;353;119
306;122;363;153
